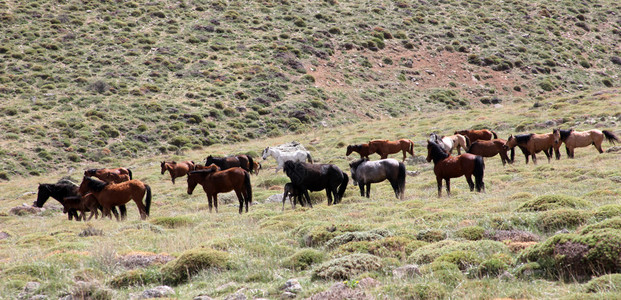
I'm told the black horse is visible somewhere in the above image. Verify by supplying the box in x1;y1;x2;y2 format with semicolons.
283;161;349;206
349;158;406;199
205;155;255;174
34;179;126;220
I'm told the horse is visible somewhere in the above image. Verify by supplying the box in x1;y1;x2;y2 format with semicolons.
345;143;374;159
84;167;132;183
161;161;195;184
553;129;619;159
252;161;262;175
503;129;560;164
467;139;514;166
282;182;306;211
426;140;485;197
349;158;406;200
367;139;415;161
205;155;255;173
186;165;252;214
34;180;81;220
283;161;349;206
262;147;313;173
78;176;151;221
429;133;470;155
454;129;498;143
61;193;100;221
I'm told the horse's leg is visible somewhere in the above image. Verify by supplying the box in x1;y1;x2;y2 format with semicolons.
214;194;219;213
326;189;334;206
595;141;604;153
544;148;552;163
445;178;451;197
532;153;537;165
436;177;443;197
282;190;288;211
207;194;213;213
235;190;244;214
303;190;312;208
171;175;175;185
358;183;365;197
466;175;474;191
366;183;371;198
402;150;406;162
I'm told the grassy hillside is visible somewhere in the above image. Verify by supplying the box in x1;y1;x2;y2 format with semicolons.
0;91;620;299
1;0;621;178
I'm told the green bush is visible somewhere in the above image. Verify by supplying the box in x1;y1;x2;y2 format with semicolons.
312;253;382;280
456;226;485;241
583;274;621;293
161;248;231;285
469;258;508;278
416;229;446;243
409;240;509;265
434;250;481;271
283;248;326;270
517;194;591;212
325;229;390;250
150;216;194;228
109;268;162;288
536;209;590;232
579;217;621;234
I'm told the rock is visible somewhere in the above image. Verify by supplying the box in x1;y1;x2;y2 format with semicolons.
554;228;570;235
499;271;515;281
406;170;420;177
216;282;237;293
265;194;284;204
9;205;43;216
357;277;380;289
606;146;621;153
29;295;48;300
193;296;214;300
280;292;297;299
140;286;174;299
392;265;421;279
485;230;540;242
307;282;372;300
117;253;175;269
223;292;247;300
282;279;302;293
24;282;41;293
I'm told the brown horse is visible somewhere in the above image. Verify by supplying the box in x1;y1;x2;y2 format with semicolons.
84;167;132;183
454;129;498;143
504;129;560;164
161;161;195;184
252;161;262;175
187;165;252;214
205;155;255;173
553;129;619;159
345;143;374;159
427;140;485;197
467;139;514;166
78;176;151;220
367;139;414;161
61;193;100;221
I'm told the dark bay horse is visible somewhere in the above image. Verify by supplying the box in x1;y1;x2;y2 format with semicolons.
283;161;349;206
426;140;485;197
367;139;415;161
282;182;306;211
84;167;133;183
78;176;151;220
454;129;498;143
553;129;619;159
504;129;560;164
205;155;255;174
34;180;81;220
349;158;406;199
161;161;195;184
187;165;252;214
61;193;100;221
346;144;374;159
467;139;514;166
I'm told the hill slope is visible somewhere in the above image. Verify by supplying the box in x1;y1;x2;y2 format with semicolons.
1;0;621;178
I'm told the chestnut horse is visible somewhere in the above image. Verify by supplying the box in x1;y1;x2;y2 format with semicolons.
78;176;151;221
161;161;195;184
426;140;485;197
504;129;560;164
346;143;374;159
553;129;619;159
252;161;262;175
467;139;514;166
84;167;132;183
367;139;415;161
454;129;498;143
187;165;252;214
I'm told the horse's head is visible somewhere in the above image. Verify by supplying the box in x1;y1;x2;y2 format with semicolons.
503;135;516;150
84;168;97;177
426;141;448;163
34;184;51;207
346;145;353;156
187;172;198;195
552;128;560;144
205;155;214;165
78;176;90;196
160;161;167;174
262;147;271;160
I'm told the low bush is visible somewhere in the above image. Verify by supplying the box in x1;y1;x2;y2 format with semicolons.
517;194;591;212
161;248;231;285
283;248;326;270
583;274;621;293
312;253;382;280
536;209;590;232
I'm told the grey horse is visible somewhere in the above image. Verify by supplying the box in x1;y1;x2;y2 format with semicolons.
349;158;406;200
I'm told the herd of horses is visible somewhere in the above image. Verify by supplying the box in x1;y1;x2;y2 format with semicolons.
33;128;619;221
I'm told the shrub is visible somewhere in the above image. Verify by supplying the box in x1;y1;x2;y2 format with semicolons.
520;229;621;280
385;282;449;300
283;248;326;270
456;226;485;241
416;229;446;242
536;209;590;232
325;230;389;250
337;236;416;259
109;268;162;288
409;240;509;264
434;250;481;271
161;248;231;285
422;261;464;287
150;216;194;228
312;253;382;280
517;194;591;212
579;217;621;234
584;274;621;293
301;74;315;84
594;205;621;220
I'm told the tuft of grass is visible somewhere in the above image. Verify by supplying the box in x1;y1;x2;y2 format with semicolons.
161;248;231;285
517;194;591;212
312;253;383;280
283;248;326;270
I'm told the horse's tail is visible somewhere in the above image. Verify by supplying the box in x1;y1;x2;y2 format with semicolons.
464;135;471;149
337;172;349;202
408;140;414;155
247;156;255;174
244;171;253;203
144;184;152;216
306;152;313;164
603;130;620;145
491;130;498;139
473;156;485;192
128;169;133;180
397;162;406;199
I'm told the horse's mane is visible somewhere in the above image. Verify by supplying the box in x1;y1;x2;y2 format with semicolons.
190;164;220;175
559;129;574;141
514;134;534;143
349;158;369;169
428;141;449;161
84;176;109;192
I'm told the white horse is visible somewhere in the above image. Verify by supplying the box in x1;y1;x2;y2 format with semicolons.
261;147;313;172
429;133;470;154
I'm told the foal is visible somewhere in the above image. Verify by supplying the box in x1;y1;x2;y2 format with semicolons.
161;161;195;184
